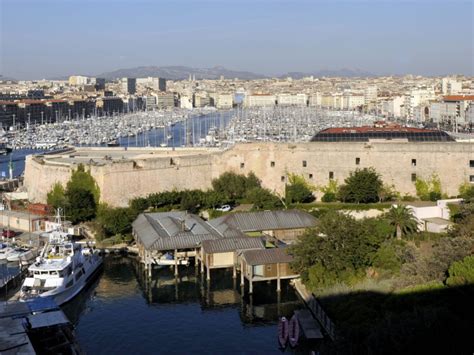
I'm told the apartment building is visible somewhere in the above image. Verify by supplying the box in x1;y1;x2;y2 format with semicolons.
244;94;276;107
277;94;307;106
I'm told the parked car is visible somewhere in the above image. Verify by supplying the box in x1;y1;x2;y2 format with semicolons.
216;204;232;212
2;229;17;238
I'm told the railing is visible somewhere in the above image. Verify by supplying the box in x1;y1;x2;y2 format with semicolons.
293;279;336;341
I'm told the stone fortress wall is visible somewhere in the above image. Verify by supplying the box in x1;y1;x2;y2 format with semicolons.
24;142;474;207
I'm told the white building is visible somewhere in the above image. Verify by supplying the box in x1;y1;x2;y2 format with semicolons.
244;94;276;107
68;75;89;86
403;199;462;233
382;96;404;118
179;95;193;109
404;88;435;119
364;85;378;104
156;93;175;109
277;94;307;106
441;77;462;95
308;93;322;107
216;94;233;109
343;94;365;110
430;95;474;125
144;95;157;111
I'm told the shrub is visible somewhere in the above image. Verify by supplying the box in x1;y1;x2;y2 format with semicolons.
446;255;474;286
337;168;383;203
322;192;337;202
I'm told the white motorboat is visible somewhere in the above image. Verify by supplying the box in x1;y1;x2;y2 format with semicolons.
20;231;103;306
0;244;14;260
149;252;190;266
6;247;35;262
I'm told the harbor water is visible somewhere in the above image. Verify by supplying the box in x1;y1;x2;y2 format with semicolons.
1;110;234;177
62;256;310;354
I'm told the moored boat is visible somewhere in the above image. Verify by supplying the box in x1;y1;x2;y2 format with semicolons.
6;247;35;262
20;230;103;305
288;314;300;347
278;316;289;348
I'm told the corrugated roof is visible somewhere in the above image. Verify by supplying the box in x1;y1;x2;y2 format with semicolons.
209;210;317;233
132;212;222;251
242;248;294;266
201;237;265;254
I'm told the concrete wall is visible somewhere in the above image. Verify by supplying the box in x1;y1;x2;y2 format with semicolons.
24;142;474;207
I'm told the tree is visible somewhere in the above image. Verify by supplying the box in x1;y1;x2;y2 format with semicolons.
378;184;399;202
129;197;149;213
337;168;383;203
385;205;418;240
65;187;96;224
286;174;314;203
446;255;474;286
415;174;444;201
97;204;135;236
290;212;387;288
211;171;261;201
67;164;100;203
319;179;339;202
458;182;474;200
47;182;67;209
246;187;282;210
212;172;248;200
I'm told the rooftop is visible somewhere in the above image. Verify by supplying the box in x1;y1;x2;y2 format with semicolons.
241;247;294;266
311;126;455;142
208;210;317;233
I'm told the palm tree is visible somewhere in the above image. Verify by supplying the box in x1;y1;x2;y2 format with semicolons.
386;205;419;240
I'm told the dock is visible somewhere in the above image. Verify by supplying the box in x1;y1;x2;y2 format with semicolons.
0;298;81;354
293;279;336;341
295;309;323;339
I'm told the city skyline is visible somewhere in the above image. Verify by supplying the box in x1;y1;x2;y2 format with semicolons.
1;0;473;80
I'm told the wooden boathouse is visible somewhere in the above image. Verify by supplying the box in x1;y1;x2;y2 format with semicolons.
132;210;315;294
132;212;223;276
240;248;298;294
200;237;265;280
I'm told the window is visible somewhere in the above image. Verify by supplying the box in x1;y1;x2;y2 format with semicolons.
329;171;334;179
412;159;417;167
302;160;307;167
309;173;313;179
240;162;245;169
66;279;74;288
270;161;275;167
355;157;360;165
281;176;285;182
470;175;474;183
411;173;417;182
470;160;474;168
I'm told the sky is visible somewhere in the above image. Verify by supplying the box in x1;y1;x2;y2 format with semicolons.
0;0;473;79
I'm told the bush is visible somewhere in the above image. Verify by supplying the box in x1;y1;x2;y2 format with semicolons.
322;192;337;202
446;255;474;286
337;168;383;203
246;187;283;210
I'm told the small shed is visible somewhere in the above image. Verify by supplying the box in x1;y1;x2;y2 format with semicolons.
240;248;299;293
201;237;265;279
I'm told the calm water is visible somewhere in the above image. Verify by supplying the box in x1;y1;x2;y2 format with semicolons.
62;256;311;354
5;111;234;177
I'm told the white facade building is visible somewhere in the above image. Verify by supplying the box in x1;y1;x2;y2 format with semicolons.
244;94;276;107
441;77;462;95
216;94;233;109
277;94;307;106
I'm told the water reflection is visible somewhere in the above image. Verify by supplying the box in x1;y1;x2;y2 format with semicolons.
63;256;315;354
